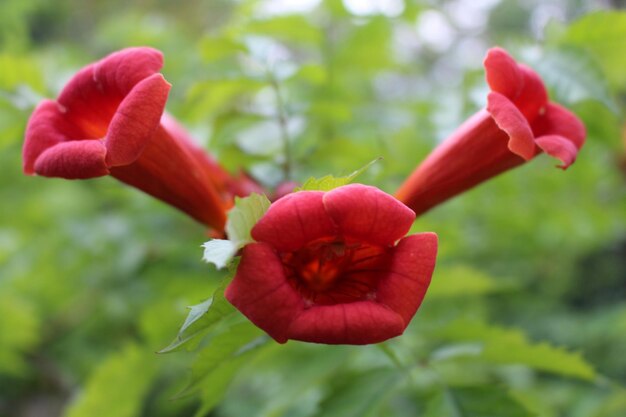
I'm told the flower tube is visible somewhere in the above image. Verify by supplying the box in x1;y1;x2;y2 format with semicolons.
395;47;586;216
23;47;259;232
225;184;438;345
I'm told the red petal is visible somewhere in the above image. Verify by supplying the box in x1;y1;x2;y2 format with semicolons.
286;301;405;345
104;74;171;166
23;100;84;174
484;47;524;100
535;135;579;169
487;92;536;160
57;48;164;139
533;103;586;150
93;47;164;95
251;191;337;252
33;140;109;179
225;243;304;343
514;65;549;120
376;233;438;325
323;184;415;246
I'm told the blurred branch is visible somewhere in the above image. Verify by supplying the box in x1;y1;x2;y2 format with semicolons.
268;72;293;181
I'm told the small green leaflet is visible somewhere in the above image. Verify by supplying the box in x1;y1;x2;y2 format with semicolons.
202;193;271;270
296;157;381;191
173;321;268;398
159;279;235;354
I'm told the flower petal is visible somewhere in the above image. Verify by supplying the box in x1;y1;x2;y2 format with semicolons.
323;184;415;246
56;48;164;139
251;191;337;252
514;65;548;120
33;140;109;179
93;47;164;95
225;243;304;343
376;233;438;325
487;92;536;160
533;103;586;150
535;135;579;169
23;100;84;174
484;47;524;100
286;301;405;345
104;73;171;167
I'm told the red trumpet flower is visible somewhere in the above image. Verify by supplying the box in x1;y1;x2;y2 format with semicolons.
22;47;258;232
225;184;438;345
395;47;586;216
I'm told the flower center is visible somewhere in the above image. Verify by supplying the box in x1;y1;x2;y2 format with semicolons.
280;237;391;306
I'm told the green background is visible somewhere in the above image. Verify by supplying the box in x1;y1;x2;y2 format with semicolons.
1;0;626;416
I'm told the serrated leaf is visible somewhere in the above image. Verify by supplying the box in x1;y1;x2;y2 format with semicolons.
201;193;271;270
202;239;237;269
175;321;268;398
297;157;381;191
159;279;236;353
434;320;596;381
226;193;271;247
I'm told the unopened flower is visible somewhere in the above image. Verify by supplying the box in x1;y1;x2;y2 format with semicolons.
225;184;438;345
395;47;586;216
23;47;259;232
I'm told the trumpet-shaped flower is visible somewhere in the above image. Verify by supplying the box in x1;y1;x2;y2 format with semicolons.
23;47;258;232
395;47;586;216
225;184;438;345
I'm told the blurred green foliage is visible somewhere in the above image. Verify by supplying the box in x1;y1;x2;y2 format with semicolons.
1;0;625;416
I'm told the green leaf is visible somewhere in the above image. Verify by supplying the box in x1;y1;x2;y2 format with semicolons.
226;193;272;247
185;78;265;122
199;35;246;62
176;321;268;398
427;265;503;298
319;369;402;417
245;15;322;45
159;279;236;353
425;386;534;417
0;53;45;92
0;292;39;375
64;344;158;417
562;11;626;88
434;320;596;381
201;193;271;269
296;157;381;191
193;352;253;417
528;46;617;112
202;239;237;270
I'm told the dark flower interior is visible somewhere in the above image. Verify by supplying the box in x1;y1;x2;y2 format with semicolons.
280;236;392;306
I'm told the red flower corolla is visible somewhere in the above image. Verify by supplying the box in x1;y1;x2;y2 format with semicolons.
22;47;259;232
225;184;438;345
395;47;586;216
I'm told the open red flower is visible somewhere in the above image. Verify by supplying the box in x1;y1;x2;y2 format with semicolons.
395;47;586;216
225;184;438;345
22;47;258;232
